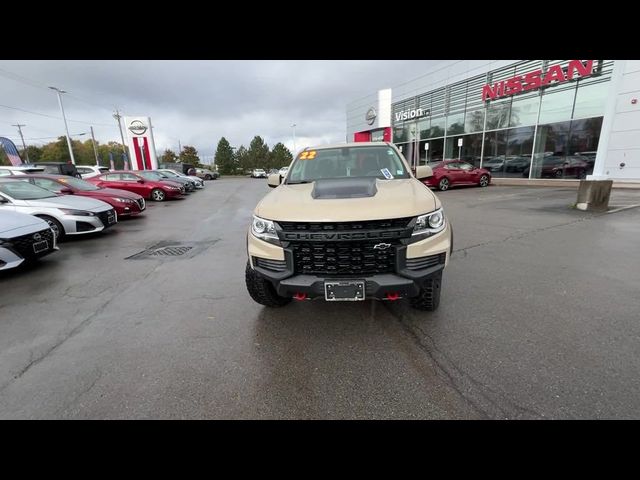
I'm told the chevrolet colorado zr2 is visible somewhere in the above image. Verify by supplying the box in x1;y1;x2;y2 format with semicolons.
245;142;452;311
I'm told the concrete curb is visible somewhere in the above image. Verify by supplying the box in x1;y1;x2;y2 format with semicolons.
491;178;640;189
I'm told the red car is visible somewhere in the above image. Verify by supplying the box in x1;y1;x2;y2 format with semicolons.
18;174;146;217
87;171;184;201
422;160;491;191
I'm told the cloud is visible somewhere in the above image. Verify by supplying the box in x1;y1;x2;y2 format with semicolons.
0;60;441;160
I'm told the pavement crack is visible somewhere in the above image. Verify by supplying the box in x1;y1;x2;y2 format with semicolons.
384;304;542;419
452;213;598;257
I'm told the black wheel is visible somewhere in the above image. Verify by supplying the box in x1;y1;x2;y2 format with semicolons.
479;174;490;187
245;261;292;307
410;271;442;311
577;169;587;179
151;188;166;201
36;215;64;241
555;170;563;178
438;177;450;191
205;174;212;180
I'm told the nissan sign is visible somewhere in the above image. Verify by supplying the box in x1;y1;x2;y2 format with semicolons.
365;107;377;125
128;120;148;135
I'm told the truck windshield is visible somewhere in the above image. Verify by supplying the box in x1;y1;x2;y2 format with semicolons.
286;146;410;184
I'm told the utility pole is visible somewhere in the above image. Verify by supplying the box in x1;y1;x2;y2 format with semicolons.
291;123;297;153
49;86;76;164
90;126;100;166
113;109;128;158
178;139;182;155
12;123;29;163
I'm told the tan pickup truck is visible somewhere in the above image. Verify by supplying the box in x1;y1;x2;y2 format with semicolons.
245;142;452;311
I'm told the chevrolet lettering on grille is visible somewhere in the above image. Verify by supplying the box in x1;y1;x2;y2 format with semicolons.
281;230;406;241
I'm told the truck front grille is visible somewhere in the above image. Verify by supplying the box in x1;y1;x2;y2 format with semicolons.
254;257;287;272
290;241;397;276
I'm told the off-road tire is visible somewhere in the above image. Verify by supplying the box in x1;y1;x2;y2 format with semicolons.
410;271;442;311
245;261;292;307
205;174;212;180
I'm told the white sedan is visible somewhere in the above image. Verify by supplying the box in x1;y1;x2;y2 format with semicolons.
0;211;58;270
0;180;116;240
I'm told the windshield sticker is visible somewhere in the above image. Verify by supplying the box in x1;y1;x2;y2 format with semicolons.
396;170;403;175
381;168;394;179
299;151;317;160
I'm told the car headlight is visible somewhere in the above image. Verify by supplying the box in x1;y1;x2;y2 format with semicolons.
59;208;95;216
112;197;134;203
251;215;280;245
413;208;445;236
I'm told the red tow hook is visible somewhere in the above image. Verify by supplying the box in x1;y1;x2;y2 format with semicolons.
386;292;400;301
293;292;307;301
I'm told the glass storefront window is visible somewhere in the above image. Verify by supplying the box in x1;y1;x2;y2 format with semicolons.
393;126;408;143
538;87;576;125
530;121;571;179
418;118;431;139
509;94;540;127
430;116;446;139
568;117;603;176
424;138;444;164
446;111;465;135
485;98;511;130
482;130;507;175
573;81;609;120
465;108;485;133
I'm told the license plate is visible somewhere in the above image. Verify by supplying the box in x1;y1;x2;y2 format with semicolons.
107;214;116;224
324;280;365;301
33;240;49;253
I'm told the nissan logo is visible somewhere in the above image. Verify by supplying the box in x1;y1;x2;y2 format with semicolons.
128;120;148;135
373;243;391;250
365;107;377;126
33;233;42;241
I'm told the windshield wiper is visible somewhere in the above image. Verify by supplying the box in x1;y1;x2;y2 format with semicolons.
286;180;312;184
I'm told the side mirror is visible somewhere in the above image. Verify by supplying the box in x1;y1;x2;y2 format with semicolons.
60;187;73;194
137;179;145;184
267;173;281;188
0;196;8;203
415;165;434;180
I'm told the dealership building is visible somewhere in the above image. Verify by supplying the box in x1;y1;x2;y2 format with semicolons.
347;60;640;182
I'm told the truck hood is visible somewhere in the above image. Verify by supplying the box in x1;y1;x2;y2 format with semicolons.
255;178;439;222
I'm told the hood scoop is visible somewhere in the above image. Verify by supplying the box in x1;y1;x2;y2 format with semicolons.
311;177;378;199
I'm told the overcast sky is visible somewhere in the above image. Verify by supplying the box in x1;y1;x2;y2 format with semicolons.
0;60;441;162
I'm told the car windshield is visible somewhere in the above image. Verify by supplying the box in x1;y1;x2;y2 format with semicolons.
0;181;57;200
57;177;100;191
159;170;179;177
286;146;410;184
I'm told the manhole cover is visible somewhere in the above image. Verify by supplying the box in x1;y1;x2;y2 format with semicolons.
126;239;219;260
149;246;192;256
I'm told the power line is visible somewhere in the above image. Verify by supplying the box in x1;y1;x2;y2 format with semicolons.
0;103;116;127
0;66;122;114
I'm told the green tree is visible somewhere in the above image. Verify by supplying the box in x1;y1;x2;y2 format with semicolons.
214;137;235;175
247;136;269;170
270;142;293;170
179;145;200;165
235;145;249;173
160;149;178;164
17;145;43;163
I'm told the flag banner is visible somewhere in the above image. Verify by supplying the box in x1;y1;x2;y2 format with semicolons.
0;137;23;166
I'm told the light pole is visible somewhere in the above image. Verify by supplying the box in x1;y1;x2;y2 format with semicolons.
90;126;100;166
291;123;297;153
49;86;76;165
12;124;29;163
112;110;128;154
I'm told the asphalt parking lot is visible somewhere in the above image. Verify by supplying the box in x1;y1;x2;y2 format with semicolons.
1;179;639;419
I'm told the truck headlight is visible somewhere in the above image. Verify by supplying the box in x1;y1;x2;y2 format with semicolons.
251;215;280;245
413;208;445;236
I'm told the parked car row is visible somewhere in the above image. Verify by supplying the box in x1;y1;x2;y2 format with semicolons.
0;165;208;272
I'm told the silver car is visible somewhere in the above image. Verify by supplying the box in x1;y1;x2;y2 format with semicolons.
0;210;58;271
0;165;46;176
157;169;205;188
0;179;117;240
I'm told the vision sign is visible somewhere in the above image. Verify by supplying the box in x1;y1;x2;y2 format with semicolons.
394;107;430;122
482;60;597;102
